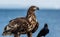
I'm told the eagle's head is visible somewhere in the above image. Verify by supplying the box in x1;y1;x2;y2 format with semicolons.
28;6;39;12
27;6;39;13
26;6;39;18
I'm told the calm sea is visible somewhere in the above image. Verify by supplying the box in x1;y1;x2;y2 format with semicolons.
0;9;60;37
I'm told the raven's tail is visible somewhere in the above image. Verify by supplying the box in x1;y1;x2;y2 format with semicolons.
37;34;41;37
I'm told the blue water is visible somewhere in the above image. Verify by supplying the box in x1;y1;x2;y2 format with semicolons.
0;9;60;37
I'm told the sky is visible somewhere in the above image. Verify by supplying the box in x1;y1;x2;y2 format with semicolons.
0;0;60;9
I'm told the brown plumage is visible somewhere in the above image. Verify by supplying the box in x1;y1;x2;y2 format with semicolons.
2;6;39;37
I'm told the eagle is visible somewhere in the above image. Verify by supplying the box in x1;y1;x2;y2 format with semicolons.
37;23;49;37
2;6;39;37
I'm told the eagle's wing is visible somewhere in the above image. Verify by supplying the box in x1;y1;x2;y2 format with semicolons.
32;21;39;33
3;17;30;35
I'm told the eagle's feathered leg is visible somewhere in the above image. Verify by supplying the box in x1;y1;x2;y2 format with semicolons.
27;32;32;37
14;32;20;37
14;33;20;37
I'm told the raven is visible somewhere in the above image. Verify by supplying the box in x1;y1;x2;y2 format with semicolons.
37;23;49;37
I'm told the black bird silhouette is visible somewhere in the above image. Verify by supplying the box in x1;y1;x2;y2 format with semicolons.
37;23;49;37
2;6;39;37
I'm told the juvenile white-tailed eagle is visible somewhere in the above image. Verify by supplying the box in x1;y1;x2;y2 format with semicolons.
2;6;39;37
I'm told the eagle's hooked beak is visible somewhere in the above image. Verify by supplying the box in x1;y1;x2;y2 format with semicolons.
37;7;39;10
